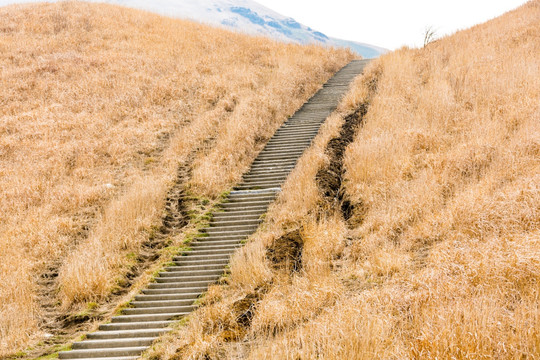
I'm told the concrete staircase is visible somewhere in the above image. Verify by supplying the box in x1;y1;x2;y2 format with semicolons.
58;59;370;360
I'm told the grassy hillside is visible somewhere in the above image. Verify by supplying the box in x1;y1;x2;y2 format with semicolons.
0;2;353;356
145;1;540;359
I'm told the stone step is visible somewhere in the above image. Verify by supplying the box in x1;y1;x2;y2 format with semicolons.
268;132;316;139
176;248;236;257
205;229;255;238
217;201;270;210
285;113;325;120
184;239;241;248
266;138;312;145
266;133;317;141
244;167;292;174
227;188;278;195
298;107;333;114
141;287;207;295
279;123;321;129
202;228;255;236
123;306;195;315
247;165;293;172
159;268;224;277
205;219;264;231
280;124;321;130
284;114;325;120
189;243;240;252
172;258;230;267
292;106;332;112
220;200;273;207
255;153;303;161
263;144;310;151
241;173;289;181
255;143;311;150
223;196;274;205
236;185;282;192
281;118;323;124
239;177;284;184
275;129;318;136
274;126;320;133
180;243;237;253
261;143;309;151
202;230;255;239
179;246;239;256
269;134;316;141
208;218;261;226
147;280;215;290
58;347;148;359
177;243;240;252
252;151;304;162
198;232;251;240
155;274;221;283
249;159;297;167
99;321;174;331
260;143;310;151
130;300;195;308
244;165;291;171
111;313;188;323
134;294;200;302
239;178;286;185
72;338;155;350
236;180;283;187
251;159;297;167
276;122;322;129
225;194;275;202
87;328;171;340
212;212;263;221
234;184;281;191
210;218;261;227
205;222;258;230
258;146;307;153
148;275;203;288
247;164;295;172
196;234;251;242
164;263;226;271
220;203;271;210
243;172;288;179
239;176;287;183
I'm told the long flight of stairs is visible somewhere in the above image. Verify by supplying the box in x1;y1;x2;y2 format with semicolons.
58;59;370;360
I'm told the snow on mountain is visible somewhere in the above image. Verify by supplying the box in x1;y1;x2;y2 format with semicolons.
0;0;386;57
103;0;386;57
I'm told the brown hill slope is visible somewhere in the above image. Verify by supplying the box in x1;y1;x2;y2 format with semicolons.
145;1;540;358
0;2;353;356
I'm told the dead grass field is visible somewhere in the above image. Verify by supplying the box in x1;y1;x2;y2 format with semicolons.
145;2;540;359
0;2;353;356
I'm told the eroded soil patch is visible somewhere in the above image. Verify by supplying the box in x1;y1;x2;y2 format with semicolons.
266;230;303;274
316;104;368;223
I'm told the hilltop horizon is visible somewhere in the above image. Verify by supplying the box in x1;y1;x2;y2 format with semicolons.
0;0;387;58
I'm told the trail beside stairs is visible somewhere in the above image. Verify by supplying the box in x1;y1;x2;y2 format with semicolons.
58;59;370;360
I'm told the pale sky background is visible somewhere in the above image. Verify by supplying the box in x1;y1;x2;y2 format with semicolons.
0;0;530;50
256;0;529;50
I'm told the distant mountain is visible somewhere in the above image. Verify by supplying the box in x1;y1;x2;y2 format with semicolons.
0;0;385;57
104;0;386;58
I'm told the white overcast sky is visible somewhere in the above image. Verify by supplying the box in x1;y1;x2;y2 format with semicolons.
256;0;529;50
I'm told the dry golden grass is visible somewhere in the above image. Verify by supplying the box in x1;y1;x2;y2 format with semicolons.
0;2;353;355
146;2;540;359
